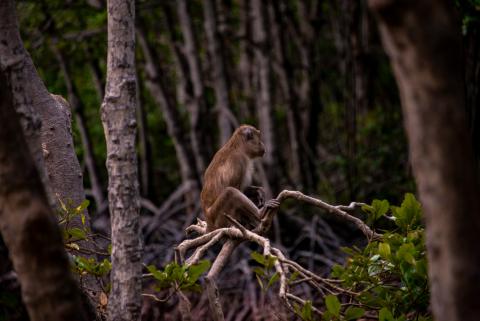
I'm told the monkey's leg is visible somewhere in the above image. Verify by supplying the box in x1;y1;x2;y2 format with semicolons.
208;187;262;229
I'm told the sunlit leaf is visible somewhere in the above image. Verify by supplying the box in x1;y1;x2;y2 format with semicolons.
345;306;365;320
325;295;341;317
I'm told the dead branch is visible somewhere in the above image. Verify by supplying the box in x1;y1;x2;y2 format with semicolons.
170;189;381;319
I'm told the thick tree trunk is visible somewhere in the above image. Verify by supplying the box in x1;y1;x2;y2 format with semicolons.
102;1;141;320
0;0;89;213
51;44;105;212
203;0;233;145
0;0;52;204
0;72;87;321
369;1;480;320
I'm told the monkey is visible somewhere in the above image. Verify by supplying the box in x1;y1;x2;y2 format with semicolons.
200;125;280;232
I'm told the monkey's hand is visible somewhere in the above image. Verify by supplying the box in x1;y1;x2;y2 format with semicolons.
260;199;280;218
264;199;280;209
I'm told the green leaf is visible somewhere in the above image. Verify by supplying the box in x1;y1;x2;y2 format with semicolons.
75;199;90;213
344;306;365;320
378;242;391;258
255;273;264;290
251;251;266;266
253;267;265;277
289;270;299;282
325;295;341;317
397;243;417;265
67;227;86;240
393;193;422;231
372;199;390;220
147;265;166;281
301;300;313;321
265;255;277;269
267;272;279;289
379;307;394;321
187;260;211;283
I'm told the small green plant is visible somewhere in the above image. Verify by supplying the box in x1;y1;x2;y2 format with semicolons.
250;251;279;292
146;260;211;296
327;193;430;321
57;199;111;279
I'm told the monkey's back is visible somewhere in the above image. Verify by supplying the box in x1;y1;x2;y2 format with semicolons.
200;149;249;212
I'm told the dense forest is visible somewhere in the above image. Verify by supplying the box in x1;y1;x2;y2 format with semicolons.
1;0;480;320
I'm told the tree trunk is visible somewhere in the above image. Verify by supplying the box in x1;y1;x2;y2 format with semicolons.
251;0;278;191
102;1;141;320
203;0;233;145
51;43;105;212
0;71;87;321
137;25;202;209
0;0;89;213
0;0;52;205
369;1;480;320
136;70;155;199
177;0;212;170
237;0;255;121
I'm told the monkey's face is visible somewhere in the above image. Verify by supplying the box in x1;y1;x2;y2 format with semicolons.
241;126;265;158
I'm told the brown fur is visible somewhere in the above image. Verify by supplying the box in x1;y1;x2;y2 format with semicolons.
201;125;267;231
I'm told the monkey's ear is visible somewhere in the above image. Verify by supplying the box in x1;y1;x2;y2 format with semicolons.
242;127;254;140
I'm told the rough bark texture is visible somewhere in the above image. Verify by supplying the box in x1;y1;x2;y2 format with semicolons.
369;1;480;320
0;0;89;213
102;0;142;320
0;0;52;205
0;72;87;321
203;0;233;145
52;43;105;210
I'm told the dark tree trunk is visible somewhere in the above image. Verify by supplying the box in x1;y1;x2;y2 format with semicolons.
203;0;233;145
0;0;52;205
135;70;155;199
251;0;278;193
137;25;202;212
177;0;212;171
102;0;142;320
369;1;480;320
0;71;87;321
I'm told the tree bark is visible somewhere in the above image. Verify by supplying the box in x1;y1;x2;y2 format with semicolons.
0;71;87;321
251;0;278;190
51;43;105;212
203;0;233;145
369;1;480;320
137;25;202;207
177;0;211;171
237;0;255;121
0;0;52;205
102;0;141;320
135;69;155;199
0;0;89;213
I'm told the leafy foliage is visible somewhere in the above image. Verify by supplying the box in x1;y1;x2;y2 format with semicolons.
250;251;278;291
328;194;430;321
56;199;111;279
146;260;211;293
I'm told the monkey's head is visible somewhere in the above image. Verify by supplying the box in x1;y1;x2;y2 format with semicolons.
234;125;265;158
